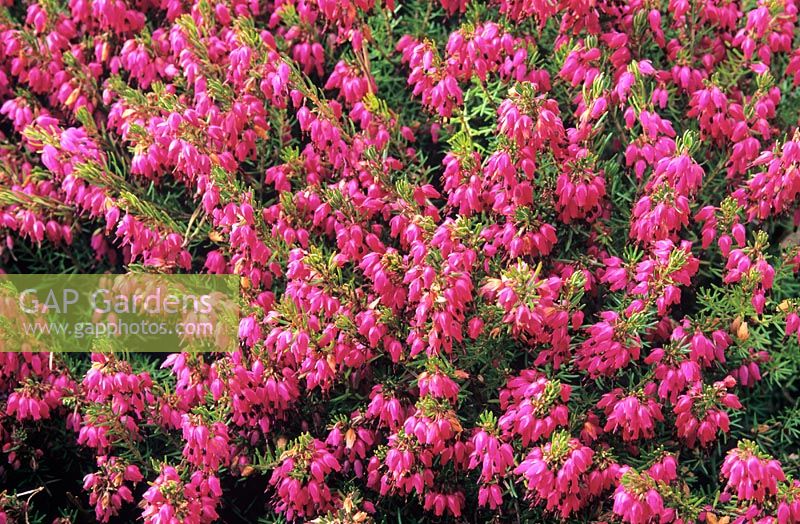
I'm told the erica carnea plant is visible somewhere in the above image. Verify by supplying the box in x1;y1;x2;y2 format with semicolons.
1;0;800;522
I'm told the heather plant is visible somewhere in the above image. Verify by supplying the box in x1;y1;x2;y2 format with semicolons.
1;0;800;522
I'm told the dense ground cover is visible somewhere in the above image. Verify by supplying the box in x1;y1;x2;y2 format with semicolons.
2;0;800;522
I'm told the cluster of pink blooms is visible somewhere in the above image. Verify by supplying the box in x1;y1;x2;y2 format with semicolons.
140;466;222;524
722;441;786;503
598;384;665;442
515;430;596;517
82;457;143;522
468;414;515;509
268;434;342;520
613;455;684;523
674;376;742;448
1;0;800;521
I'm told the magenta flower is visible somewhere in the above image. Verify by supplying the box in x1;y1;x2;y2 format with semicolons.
598;384;664;442
515;430;595;518
722;440;785;503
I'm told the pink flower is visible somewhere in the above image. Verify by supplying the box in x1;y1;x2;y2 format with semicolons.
268;434;341;520
418;368;460;404
181;415;231;471
674;376;741;447
498;370;570;445
598;384;664;442
326;413;375;478
577;311;641;377
613;466;678;524
140;466;221;524
83;457;142;522
514;430;595;517
468;412;515;489
423;489;465;517
722;441;785;503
